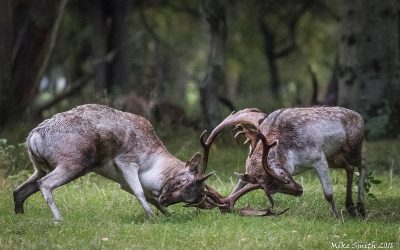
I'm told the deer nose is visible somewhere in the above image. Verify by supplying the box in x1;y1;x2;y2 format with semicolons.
159;196;167;206
160;198;168;207
295;186;303;196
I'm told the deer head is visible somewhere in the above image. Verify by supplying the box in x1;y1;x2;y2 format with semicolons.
188;109;303;213
235;125;302;196
200;109;301;193
159;152;214;207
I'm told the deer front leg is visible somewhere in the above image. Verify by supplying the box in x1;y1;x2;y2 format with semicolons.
114;159;155;218
120;186;168;215
314;156;339;218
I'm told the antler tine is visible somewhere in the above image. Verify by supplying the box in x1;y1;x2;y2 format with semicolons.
200;130;210;174
205;109;267;146
256;132;289;184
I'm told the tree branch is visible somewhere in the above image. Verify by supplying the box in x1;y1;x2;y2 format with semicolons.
34;73;94;116
274;0;312;58
36;0;69;86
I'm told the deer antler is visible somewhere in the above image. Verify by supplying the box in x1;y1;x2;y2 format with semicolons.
199;130;210;175
191;109;289;215
205;108;267;146
233;125;289;184
234;124;260;156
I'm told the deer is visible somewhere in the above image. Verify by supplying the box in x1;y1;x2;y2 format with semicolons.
114;92;199;128
193;127;303;216
198;107;366;218
13;104;214;221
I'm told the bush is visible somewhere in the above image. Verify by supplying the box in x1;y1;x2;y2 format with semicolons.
0;139;31;177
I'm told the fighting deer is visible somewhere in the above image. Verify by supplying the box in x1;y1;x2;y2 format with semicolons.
194;125;303;216
200;107;366;218
13;104;213;221
193;128;303;216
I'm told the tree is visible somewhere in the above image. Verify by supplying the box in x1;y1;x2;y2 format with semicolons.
256;0;312;99
199;0;226;131
0;0;67;130
338;0;400;138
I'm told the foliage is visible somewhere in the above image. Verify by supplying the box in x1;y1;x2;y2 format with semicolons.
355;171;382;200
364;171;382;199
0;173;399;249
364;102;391;140
0;139;30;177
0;127;399;249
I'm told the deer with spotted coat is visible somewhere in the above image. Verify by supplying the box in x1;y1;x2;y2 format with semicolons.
200;107;366;218
13;104;214;221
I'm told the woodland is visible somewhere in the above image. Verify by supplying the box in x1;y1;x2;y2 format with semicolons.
0;1;399;249
0;0;399;138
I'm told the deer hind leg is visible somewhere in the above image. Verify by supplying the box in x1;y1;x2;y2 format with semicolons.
345;167;356;216
314;155;339;218
333;155;356;216
13;170;46;214
37;165;83;221
357;156;366;218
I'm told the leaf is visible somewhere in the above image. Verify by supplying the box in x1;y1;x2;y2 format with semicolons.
370;179;382;185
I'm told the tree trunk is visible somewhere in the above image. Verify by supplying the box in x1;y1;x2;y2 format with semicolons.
258;18;281;98
0;0;66;130
86;0;108;91
338;0;400;138
199;0;226;131
105;0;132;92
0;0;13;127
323;56;339;106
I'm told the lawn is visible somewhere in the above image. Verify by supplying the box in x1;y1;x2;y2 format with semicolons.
0;128;399;250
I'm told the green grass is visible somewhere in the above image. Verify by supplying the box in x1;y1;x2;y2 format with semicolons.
0;128;399;250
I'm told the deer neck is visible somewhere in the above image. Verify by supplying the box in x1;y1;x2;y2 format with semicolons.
139;150;186;193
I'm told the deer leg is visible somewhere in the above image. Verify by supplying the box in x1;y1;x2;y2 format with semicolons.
120;185;168;215
345;167;356;216
114;160;155;218
265;191;275;209
314;157;339;218
37;166;82;221
357;157;366;218
13;170;45;214
149;196;168;215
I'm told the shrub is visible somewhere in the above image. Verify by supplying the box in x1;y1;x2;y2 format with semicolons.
0;139;31;177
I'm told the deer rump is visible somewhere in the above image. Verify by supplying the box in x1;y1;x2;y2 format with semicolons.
191;109;303;216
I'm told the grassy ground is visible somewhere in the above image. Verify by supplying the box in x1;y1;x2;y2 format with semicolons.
0;127;399;249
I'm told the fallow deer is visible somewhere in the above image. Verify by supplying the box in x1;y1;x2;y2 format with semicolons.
201;107;366;218
13;104;213;221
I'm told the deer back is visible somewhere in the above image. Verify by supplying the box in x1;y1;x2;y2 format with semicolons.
27;104;166;172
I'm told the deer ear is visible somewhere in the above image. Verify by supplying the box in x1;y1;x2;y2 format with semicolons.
186;152;202;174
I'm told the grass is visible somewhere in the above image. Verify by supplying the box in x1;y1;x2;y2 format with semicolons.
0;127;399;250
